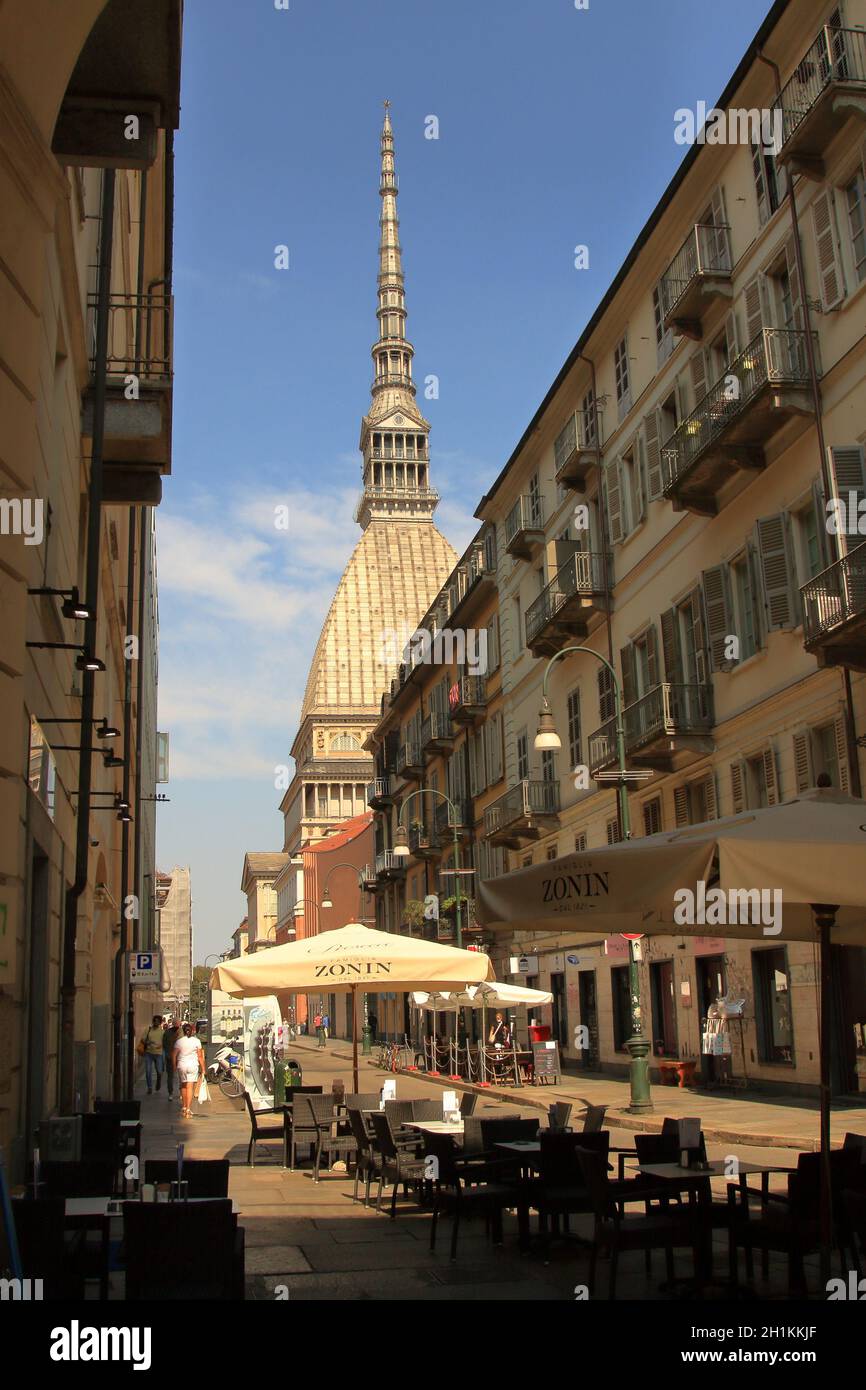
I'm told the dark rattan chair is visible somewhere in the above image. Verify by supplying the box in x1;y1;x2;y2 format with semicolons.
369;1111;427;1216
424;1131;520;1261
242;1090;283;1167
459;1092;478;1118
123;1199;243;1299
12;1196;86;1299
347;1106;382;1205
144;1158;230;1197
301;1094;358;1182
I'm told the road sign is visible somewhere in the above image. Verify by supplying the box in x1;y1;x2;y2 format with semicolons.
620;933;645;941
129;951;159;983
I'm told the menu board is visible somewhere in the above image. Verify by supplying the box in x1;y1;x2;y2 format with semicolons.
531;1040;562;1084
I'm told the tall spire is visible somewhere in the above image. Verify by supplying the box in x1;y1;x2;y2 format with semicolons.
355;105;438;532
372;100;414;402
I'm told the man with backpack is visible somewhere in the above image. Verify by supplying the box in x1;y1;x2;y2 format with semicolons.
140;1015;166;1093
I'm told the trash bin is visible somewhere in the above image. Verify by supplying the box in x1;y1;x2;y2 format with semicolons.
529;1024;551;1043
273;1058;291;1107
287;1059;303;1087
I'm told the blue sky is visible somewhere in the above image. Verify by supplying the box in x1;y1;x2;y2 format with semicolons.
158;0;776;958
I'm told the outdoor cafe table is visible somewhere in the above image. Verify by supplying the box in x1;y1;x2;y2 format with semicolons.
637;1160;796;1287
404;1119;465;1136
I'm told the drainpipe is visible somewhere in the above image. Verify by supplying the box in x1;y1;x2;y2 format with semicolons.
112;507;136;1098
129;506;148;1097
60;169;115;1114
757;48;862;796
578;352;625;830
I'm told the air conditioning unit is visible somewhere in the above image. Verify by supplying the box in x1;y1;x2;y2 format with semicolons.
42;1114;82;1162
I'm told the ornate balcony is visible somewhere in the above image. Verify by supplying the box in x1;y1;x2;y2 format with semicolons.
375;850;406;882
434;798;472;844
448;674;487;726
776;26;866;180
420;712;455;757
662;329;815;516
659;223;732;339
366;776;396;810
801;542;866;672
504;495;545;559
483;780;560;849
588;683;714;777
396;740;424;781
408;822;439;860
82;293;173;505
360;863;379;893
554;410;600;489
525;551;610;658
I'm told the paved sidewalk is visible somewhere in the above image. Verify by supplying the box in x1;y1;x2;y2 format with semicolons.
291;1037;866;1151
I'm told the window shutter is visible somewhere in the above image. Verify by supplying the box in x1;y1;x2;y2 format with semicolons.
792;729;814;793
643;409;663;502
710;185;730;268
645;624;659;688
826;445;866;556
702;565;734;671
487;713;503;786
742;273;766;345
833;713;850;794
812;190;845;311
620;644;637;707
811;478;831;570
673;785;690;827
634;435;647;523
660;607;683;683
730;761;746;814
724;308;740;361
751;141;769;226
783;238;803;329
746;540;766;649
701;771;718;821
755;513;797;630
597;665;615;723
604;456;624;544
675;371;691;423
763;744;779;806
690;348;708;404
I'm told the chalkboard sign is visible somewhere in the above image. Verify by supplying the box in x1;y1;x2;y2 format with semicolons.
531;1040;562;1085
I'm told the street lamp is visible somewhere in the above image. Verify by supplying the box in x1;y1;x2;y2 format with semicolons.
392;788;466;949
533;644;653;1114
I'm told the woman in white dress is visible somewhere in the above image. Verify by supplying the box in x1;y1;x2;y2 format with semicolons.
172;1022;205;1118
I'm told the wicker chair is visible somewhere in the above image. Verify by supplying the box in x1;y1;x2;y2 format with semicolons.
424;1131;521;1261
301;1094;358;1182
347;1107;382;1205
12;1197;86;1299
459;1092;478;1118
144;1158;230;1197
242;1090;283;1167
411;1099;441;1121
548;1101;573;1132
124;1199;243;1300
369;1111;427;1216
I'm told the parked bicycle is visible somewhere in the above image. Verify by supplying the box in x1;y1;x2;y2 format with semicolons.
376;1036;409;1071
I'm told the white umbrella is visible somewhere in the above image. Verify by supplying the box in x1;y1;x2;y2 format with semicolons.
412;981;554;1083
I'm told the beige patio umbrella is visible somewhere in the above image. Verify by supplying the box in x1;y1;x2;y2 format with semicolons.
210;922;494;1090
477;785;866;1280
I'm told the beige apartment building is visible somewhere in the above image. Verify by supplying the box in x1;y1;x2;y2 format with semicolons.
156;866;192;1017
0;0;181;1170
365;0;866;1097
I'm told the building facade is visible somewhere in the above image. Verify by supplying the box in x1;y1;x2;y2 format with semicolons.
156;867;192;1018
366;0;866;1094
0;0;181;1169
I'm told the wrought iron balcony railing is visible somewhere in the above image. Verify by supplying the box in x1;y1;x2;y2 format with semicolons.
484;779;560;838
659;223;731;322
504;494;544;550
662;329;813;494
801;542;866;645
554;409;597;474
408;822;437;856
366;776;395;809
434;799;469;837
90;292;172;382
420;711;454;752
372;371;415;390
777;25;866;150
588;682;713;774
525;550;610;648
375;850;405;877
448;674;487;721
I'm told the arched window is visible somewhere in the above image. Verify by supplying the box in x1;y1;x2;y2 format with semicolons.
331;733;361;751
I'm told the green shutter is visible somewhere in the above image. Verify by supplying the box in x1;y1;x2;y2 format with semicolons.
702;565;734;671
755;513;797;630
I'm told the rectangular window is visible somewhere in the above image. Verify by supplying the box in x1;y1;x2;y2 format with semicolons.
745;753;769;809
546;843;558;861
614;336;631;420
751;139;782;225
815;723;840;788
516;729;528;783
574;832;588;852
606;816;622;844
753;948;794;1065
567;688;581;771
581;387;597;446
653;284;675;366
846;170;866;285
541;749;556;784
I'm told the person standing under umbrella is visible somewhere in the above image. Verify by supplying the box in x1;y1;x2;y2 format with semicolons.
173;1022;205;1119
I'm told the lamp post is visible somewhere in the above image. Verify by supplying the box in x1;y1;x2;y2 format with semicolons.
320;862;372;1053
391;788;465;948
534;645;653;1113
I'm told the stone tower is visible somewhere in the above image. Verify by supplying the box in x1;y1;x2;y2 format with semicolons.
279;106;457;857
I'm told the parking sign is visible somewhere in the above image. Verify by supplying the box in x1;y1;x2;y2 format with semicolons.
129;951;159;983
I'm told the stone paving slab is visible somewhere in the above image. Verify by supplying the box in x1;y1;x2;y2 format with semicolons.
245;1245;313;1274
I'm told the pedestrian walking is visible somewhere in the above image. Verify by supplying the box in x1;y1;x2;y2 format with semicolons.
172;1022;206;1119
322;1010;330;1042
162;1016;181;1101
140;1015;166;1093
314;1010;325;1047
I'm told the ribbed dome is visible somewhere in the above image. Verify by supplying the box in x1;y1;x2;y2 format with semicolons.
301;519;457;720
